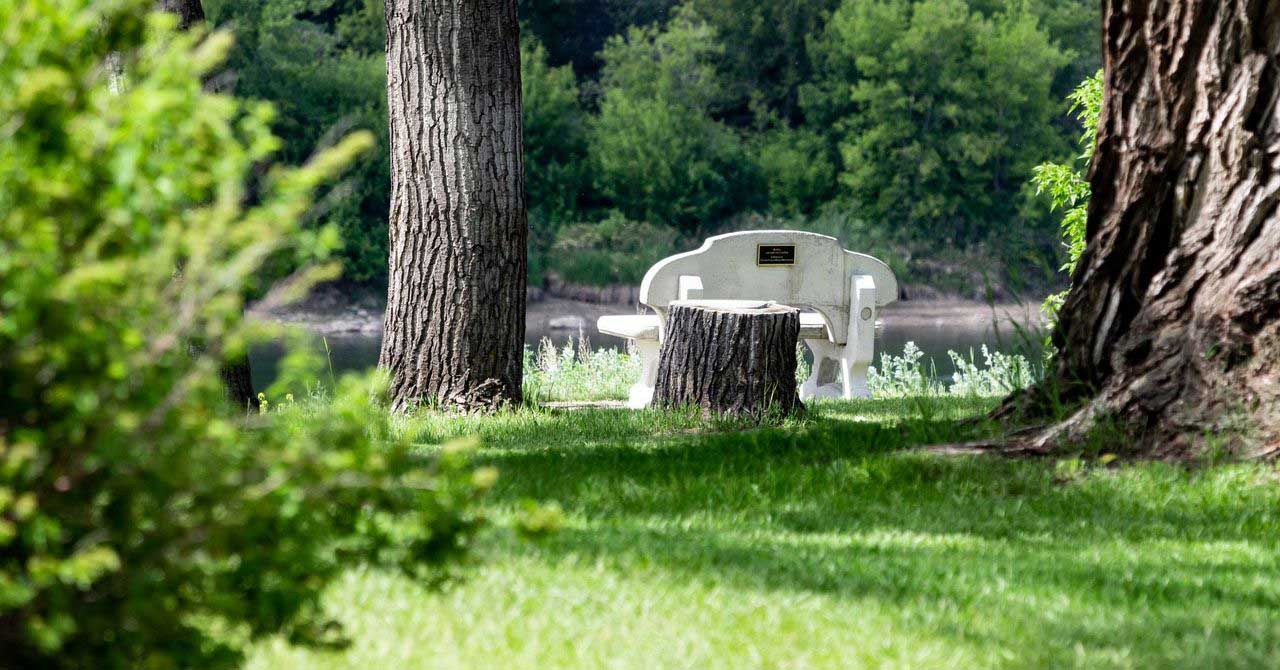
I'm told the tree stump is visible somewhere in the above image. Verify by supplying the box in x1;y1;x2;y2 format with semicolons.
652;300;803;418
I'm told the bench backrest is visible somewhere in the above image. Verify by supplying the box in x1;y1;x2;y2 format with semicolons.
638;230;897;344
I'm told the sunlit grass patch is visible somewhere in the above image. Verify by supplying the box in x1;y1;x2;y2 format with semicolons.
252;398;1280;670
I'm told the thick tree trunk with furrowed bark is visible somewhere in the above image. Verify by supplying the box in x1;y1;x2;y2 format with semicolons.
379;0;527;411
1022;0;1280;457
653;303;803;418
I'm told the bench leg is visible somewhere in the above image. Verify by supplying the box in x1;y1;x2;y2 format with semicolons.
837;274;878;399
838;351;871;399
628;339;661;409
800;339;844;400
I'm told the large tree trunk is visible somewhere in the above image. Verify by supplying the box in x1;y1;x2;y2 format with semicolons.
652;302;803;419
379;0;527;411
1027;1;1280;457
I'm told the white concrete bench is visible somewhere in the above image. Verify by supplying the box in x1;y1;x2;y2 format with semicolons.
598;230;898;408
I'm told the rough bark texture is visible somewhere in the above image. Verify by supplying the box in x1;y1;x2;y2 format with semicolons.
1031;0;1280;456
379;0;527;411
653;303;803;418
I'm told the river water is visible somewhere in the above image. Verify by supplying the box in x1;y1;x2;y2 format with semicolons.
248;301;1044;390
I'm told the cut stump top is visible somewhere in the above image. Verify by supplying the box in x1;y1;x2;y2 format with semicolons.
670;299;793;314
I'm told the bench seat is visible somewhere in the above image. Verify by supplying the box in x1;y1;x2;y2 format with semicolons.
599;312;832;342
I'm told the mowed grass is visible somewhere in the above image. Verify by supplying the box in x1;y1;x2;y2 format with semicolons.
249;398;1280;670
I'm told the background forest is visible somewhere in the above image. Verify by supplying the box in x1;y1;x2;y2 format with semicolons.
205;0;1099;296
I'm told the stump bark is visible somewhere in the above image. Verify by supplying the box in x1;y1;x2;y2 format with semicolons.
652;301;803;418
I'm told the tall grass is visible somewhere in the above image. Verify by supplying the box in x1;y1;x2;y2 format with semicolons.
868;341;1041;398
522;335;640;402
523;335;1040;403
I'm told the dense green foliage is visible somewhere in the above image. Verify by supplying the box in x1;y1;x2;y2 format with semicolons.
547;214;681;285
1034;71;1103;318
522;36;590;221
805;0;1070;244
251;400;1280;669
209;0;390;282
206;0;1099;289
686;0;840;123
752;126;839;217
518;0;679;79
522;34;592;280
0;3;483;666
591;8;761;231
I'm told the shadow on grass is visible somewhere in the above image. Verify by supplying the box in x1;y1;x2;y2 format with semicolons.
409;397;998;453
457;399;1280;667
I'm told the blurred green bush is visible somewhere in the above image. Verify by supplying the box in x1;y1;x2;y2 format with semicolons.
0;2;484;667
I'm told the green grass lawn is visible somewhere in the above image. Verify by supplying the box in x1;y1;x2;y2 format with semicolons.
249;398;1280;670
